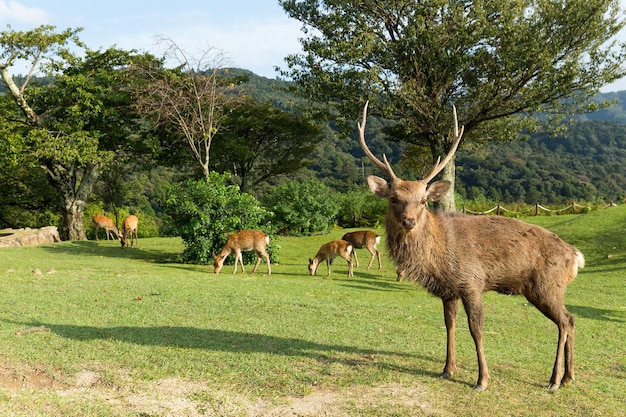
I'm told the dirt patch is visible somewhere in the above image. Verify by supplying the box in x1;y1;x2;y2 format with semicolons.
0;364;448;416
0;364;68;391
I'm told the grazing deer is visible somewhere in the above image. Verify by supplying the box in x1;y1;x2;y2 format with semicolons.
341;230;382;269
214;230;271;274
358;101;584;391
120;215;139;248
92;215;121;241
308;240;354;278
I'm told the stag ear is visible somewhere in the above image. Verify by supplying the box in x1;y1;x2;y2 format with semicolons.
367;176;391;198
426;181;451;202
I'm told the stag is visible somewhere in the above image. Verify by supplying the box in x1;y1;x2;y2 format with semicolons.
358;101;584;391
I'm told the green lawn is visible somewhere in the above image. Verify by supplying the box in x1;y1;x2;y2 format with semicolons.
0;207;624;416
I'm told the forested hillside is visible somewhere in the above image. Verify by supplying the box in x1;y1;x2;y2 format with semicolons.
242;71;626;204
455;121;626;203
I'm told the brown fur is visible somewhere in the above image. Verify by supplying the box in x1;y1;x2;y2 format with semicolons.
308;240;354;278
91;215;121;241
359;102;584;391
121;215;139;248
213;230;271;274
341;230;382;269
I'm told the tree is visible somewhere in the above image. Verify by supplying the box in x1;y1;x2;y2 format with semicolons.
131;38;245;182
0;25;150;240
211;99;325;193
279;0;626;210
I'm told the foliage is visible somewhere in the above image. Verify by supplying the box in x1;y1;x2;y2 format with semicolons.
165;172;274;264
455;120;626;203
130;39;247;182
211;99;325;193
335;188;387;227
261;179;339;235
279;0;626;209
0;25;153;240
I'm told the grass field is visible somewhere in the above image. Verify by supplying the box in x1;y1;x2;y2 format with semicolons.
0;206;625;416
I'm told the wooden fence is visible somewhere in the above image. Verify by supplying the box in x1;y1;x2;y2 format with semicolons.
461;202;618;216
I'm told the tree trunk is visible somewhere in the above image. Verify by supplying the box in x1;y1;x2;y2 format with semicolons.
46;163;100;241
437;157;456;212
62;201;87;241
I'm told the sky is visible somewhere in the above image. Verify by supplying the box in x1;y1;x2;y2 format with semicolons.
0;0;302;79
1;0;626;92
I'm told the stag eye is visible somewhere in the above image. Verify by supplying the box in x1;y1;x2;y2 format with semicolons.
421;198;428;205
390;196;399;204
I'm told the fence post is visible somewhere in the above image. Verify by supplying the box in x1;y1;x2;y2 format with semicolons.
535;203;539;216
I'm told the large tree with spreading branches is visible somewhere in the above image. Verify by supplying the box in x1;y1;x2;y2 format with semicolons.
279;0;626;209
0;25;152;239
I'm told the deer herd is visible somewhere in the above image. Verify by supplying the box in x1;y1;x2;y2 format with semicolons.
89;102;585;392
91;214;139;248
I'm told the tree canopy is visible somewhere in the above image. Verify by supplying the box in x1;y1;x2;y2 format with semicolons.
279;0;626;209
0;25;153;239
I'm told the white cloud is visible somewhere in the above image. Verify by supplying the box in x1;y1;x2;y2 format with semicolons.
0;0;48;25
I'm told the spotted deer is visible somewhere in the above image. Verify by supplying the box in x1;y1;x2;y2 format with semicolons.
358;101;584;391
213;230;271;274
92;215;121;241
341;230;382;270
308;240;354;278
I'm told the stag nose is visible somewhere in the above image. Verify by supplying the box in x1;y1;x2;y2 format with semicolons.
402;218;415;229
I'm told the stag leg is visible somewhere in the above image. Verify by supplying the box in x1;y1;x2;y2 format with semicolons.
563;313;575;386
441;298;458;380
524;290;575;390
462;294;490;391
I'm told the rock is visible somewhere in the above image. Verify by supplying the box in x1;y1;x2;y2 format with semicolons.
0;226;61;248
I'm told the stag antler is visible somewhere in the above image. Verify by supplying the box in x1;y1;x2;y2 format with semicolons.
421;105;464;183
358;102;464;183
358;101;398;181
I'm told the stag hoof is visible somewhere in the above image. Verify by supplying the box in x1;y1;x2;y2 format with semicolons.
439;371;452;380
547;383;560;391
472;384;486;392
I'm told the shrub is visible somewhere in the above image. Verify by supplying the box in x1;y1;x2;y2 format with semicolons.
165;172;275;265
261;179;339;235
336;189;387;227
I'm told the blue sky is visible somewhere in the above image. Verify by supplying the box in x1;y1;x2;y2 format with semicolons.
0;0;302;79
1;0;626;91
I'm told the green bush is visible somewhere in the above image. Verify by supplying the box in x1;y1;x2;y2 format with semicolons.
336;189;387;227
165;173;275;265
261;179;339;235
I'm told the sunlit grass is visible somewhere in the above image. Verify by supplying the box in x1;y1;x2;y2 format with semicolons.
0;207;624;416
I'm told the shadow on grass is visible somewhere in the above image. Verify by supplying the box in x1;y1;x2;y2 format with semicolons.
6;320;443;379
40;240;177;263
567;304;625;322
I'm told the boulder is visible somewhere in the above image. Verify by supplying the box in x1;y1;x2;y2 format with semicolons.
0;226;61;248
